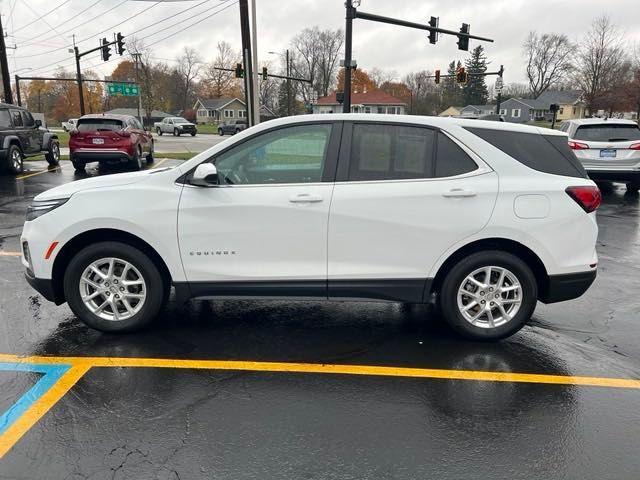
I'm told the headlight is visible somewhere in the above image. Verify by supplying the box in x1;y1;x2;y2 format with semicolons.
26;198;68;221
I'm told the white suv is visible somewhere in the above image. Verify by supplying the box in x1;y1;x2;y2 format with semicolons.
21;114;600;340
560;118;640;191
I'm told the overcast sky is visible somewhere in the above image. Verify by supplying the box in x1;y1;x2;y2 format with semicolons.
1;0;639;87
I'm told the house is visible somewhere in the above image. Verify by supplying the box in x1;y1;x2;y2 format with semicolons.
194;97;247;124
313;89;407;114
536;90;586;121
106;108;170;126
459;104;496;117
496;98;549;123
438;106;463;117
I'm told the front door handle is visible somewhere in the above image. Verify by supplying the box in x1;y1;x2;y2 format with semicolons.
442;188;477;198
289;193;323;203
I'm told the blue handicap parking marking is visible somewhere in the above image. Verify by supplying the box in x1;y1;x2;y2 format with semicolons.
0;362;71;435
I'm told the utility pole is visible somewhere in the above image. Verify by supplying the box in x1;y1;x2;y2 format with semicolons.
495;65;504;115
239;0;256;126
132;52;143;124
250;0;260;125
343;0;355;113
0;16;14;104
286;49;291;115
14;75;21;106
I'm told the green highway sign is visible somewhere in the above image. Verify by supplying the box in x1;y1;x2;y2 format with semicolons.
107;82;139;96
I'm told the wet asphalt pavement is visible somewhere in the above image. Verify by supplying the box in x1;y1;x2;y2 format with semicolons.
1;161;640;479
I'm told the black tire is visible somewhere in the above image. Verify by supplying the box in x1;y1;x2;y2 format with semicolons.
218;129;224;136
63;241;166;333
595;181;614;194
439;251;538;340
7;144;23;174
191;132;196;136
72;159;85;172
129;146;142;170
45;140;60;166
626;181;640;192
173;128;180;137
156;128;163;136
146;140;154;163
235;128;240;134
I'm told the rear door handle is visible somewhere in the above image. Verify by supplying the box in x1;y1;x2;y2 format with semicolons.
442;188;477;198
289;193;323;203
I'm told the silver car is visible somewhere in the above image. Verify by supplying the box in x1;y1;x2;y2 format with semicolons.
561;118;640;191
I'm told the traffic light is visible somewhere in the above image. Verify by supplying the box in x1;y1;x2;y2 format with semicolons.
457;23;470;51
235;63;244;78
262;66;268;80
116;32;125;56
101;38;111;62
434;69;441;84
428;16;439;44
456;67;468;84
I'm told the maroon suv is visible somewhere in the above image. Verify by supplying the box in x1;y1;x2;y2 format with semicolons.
69;114;154;172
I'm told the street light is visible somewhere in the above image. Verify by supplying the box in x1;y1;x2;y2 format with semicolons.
268;49;291;116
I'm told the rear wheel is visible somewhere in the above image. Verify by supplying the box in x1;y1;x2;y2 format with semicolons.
7;144;23;174
45;140;60;166
72;159;85;172
218;128;224;136
191;132;196;136
626;181;640;192
156;128;163;136
63;241;166;332
439;251;537;340
146;140;154;163
129;145;143;170
235;128;240;134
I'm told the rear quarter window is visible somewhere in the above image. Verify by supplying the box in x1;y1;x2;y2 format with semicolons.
464;127;588;179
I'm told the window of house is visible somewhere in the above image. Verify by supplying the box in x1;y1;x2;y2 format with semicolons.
572;107;577;115
238;110;247;118
348;124;435;181
559;107;564;115
364;106;371;113
512;108;521;117
214;124;332;185
377;106;385;114
499;109;506;116
224;109;234;118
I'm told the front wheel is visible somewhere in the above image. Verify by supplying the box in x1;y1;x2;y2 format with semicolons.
439;251;538;340
173;128;180;136
63;241;166;332
191;132;196;136
218;129;224;136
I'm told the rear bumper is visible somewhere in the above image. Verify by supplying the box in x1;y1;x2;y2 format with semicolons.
71;149;132;164
539;270;597;304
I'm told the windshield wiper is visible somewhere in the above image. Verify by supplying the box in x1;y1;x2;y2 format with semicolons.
608;138;628;142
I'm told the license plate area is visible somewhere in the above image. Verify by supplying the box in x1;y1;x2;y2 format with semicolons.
600;149;616;158
92;138;105;145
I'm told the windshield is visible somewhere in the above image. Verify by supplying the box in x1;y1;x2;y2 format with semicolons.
574;124;640;142
173;117;190;124
77;118;124;132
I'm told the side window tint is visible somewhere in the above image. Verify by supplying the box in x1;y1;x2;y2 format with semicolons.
0;109;12;128
435;132;478;177
10;110;23;127
215;124;332;185
349;124;435;181
21;111;35;127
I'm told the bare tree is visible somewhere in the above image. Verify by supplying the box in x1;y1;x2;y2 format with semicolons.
175;47;202;111
202;41;240;98
289;27;344;103
500;82;531;100
575;15;628;114
259;60;279;115
524;31;574;97
369;67;397;88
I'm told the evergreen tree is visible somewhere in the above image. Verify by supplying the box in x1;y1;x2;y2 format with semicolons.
442;60;463;107
463;46;489;106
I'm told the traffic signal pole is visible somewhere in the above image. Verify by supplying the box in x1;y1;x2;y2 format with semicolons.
74;47;85;115
341;2;494;112
239;0;256;126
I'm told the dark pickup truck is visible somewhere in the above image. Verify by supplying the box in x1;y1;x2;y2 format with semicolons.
0;103;60;174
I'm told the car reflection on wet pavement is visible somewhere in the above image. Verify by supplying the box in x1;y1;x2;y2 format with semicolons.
1;163;639;479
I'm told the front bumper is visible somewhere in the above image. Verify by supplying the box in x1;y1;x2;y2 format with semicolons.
71;149;132;164
539;270;597;304
24;270;63;304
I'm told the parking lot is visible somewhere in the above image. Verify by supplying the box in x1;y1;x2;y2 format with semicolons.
1;162;640;479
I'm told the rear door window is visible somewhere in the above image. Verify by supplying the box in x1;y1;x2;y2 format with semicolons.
21;111;35;127
348;123;435;181
574;124;640;142
10;110;23;127
465;127;588;179
77;118;124;132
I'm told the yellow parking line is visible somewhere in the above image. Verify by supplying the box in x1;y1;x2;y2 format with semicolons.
0;252;21;257
151;158;169;169
15;165;63;180
0;364;90;458
1;353;639;390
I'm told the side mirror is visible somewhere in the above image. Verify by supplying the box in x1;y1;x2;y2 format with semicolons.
190;163;219;187
35;119;42;128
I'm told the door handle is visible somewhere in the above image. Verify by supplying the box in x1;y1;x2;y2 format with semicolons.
289;193;323;203
442;188;477;198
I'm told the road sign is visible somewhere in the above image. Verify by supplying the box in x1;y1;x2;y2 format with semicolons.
107;82;139;96
494;77;504;92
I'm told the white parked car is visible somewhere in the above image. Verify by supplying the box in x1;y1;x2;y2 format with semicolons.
21;114;600;340
62;118;77;132
560;118;640;191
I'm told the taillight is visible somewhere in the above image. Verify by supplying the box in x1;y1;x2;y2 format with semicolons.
629;143;640;150
568;140;589;150
566;186;601;213
117;129;131;137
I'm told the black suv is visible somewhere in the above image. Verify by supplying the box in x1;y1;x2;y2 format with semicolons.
0;103;60;174
218;119;248;136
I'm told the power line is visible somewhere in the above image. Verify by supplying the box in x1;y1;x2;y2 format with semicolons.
11;0;73;34
17;0;68;44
